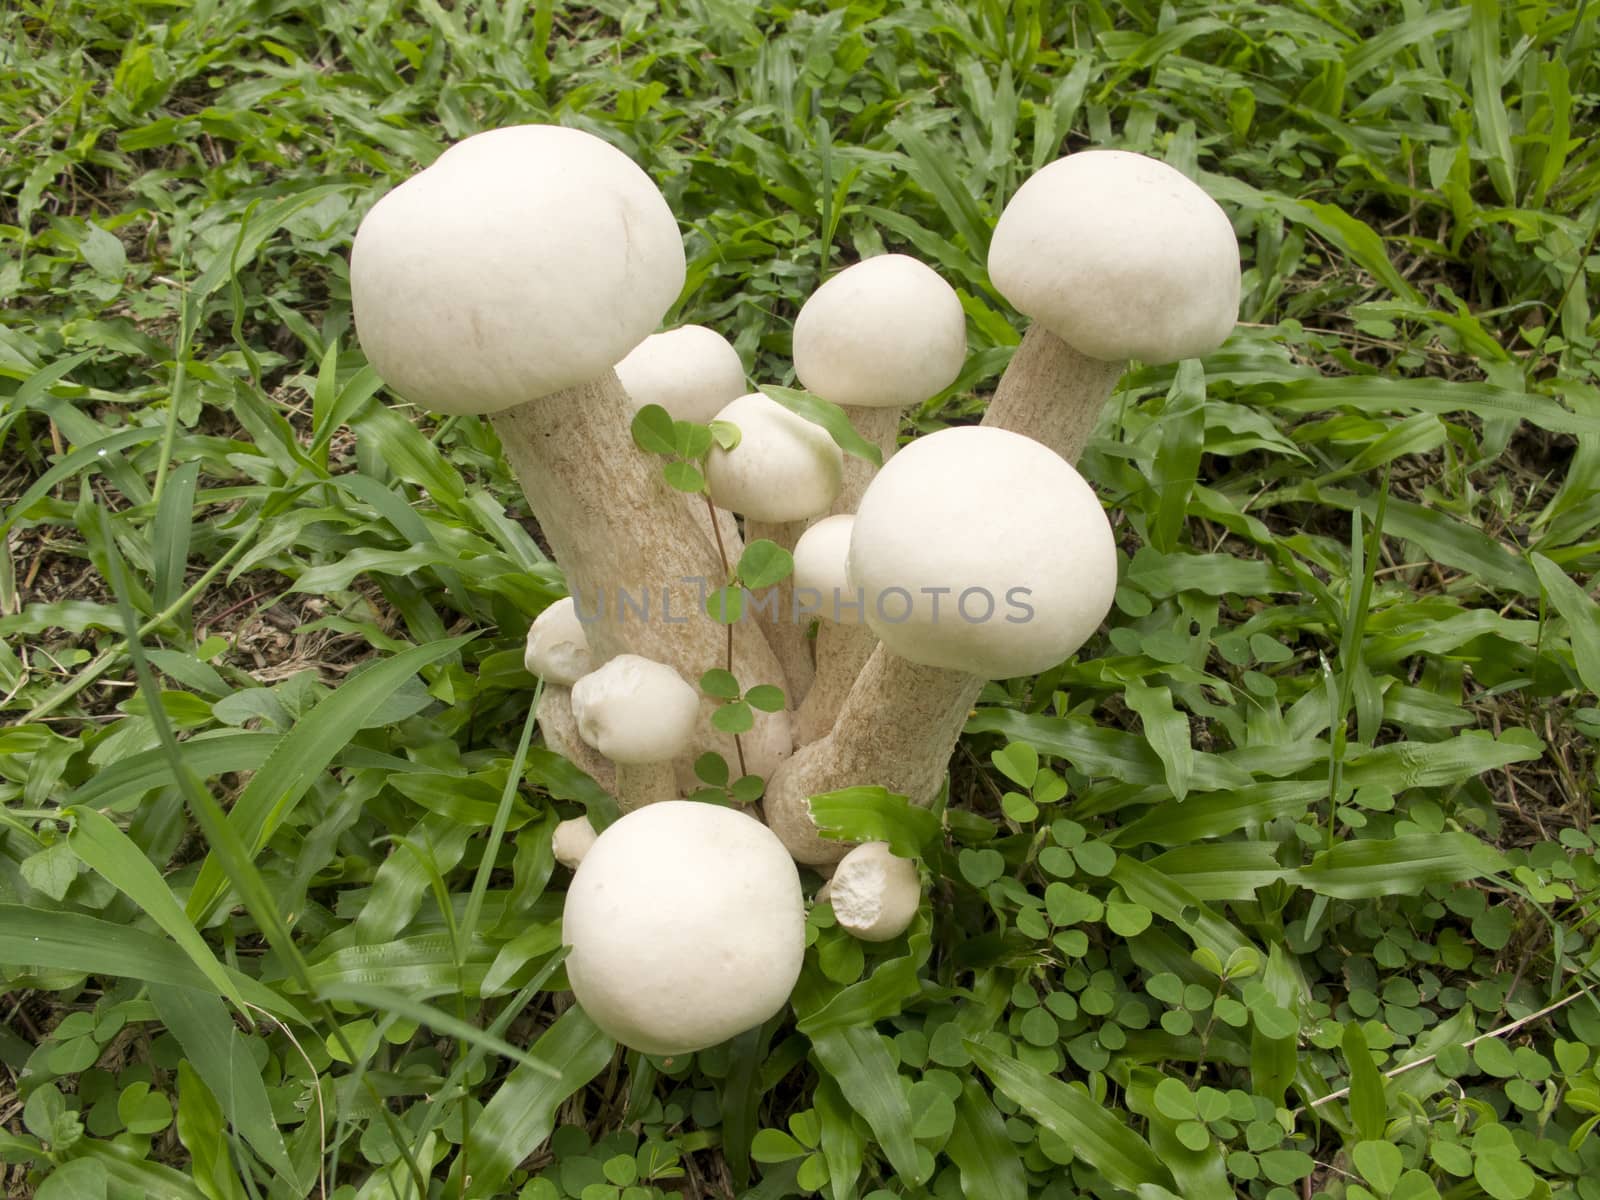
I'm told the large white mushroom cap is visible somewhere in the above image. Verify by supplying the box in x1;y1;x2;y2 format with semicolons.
792;514;861;626
988;149;1240;364
350;124;686;415
563;801;806;1055
792;254;967;409
614;325;747;423
847;426;1116;678
524;597;593;687
705;393;844;523
570;655;700;765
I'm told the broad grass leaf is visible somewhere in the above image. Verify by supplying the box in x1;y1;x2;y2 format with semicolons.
148;984;295;1185
451;1006;615;1199
67;806;245;1011
1290;833;1507;899
815;1075;867;1200
1123;683;1193;802
946;1079;1026;1200
187;634;474;923
809;787;940;856
0;427;163;538
1343;1022;1388;1143
174;1062;246;1200
1531;553;1600;696
969;1040;1174;1193
809;1026;924;1185
0;905;300;1023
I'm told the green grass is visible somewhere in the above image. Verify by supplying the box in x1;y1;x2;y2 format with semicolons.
2;0;1600;1198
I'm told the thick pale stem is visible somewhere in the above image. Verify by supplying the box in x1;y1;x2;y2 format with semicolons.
980;324;1124;462
492;372;793;799
615;763;679;809
764;654;983;864
746;518;814;711
833;405;901;515
794;621;876;745
536;686;616;795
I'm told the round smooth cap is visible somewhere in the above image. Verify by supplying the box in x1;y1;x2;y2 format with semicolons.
615;325;747;423
351;124;687;415
792;254;967;409
705;393;843;523
792;514;861;626
563;801;806;1055
847;426;1116;679
988;149;1239;364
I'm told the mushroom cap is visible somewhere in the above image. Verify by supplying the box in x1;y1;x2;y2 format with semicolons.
524;597;593;687
828;842;921;942
563;800;806;1055
847;426;1116;679
570;655;700;765
614;325;747;423
792;514;861;626
987;149;1240;365
350;124;686;415
705;393;844;523
792;254;967;409
551;815;599;869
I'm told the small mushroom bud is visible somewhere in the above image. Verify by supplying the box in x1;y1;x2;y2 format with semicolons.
524;597;593;686
552;816;598;869
825;842;920;942
572;655;700;807
563;800;806;1055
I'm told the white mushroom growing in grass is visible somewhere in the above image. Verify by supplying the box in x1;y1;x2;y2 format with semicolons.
823;841;921;942
351;124;793;808
572;655;701;808
764;425;1118;863
615;324;748;558
792;254;968;513
523;596;593;687
705;391;845;703
563;800;805;1055
551;816;599;870
982;149;1241;462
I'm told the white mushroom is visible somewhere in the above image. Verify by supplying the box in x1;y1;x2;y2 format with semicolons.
792;254;967;513
536;685;616;794
350;125;793;806
791;515;873;745
552;816;599;869
825;842;921;942
615;325;747;422
524;597;593;686
982;149;1240;461
706;392;845;702
705;392;844;524
563;800;806;1055
615;325;749;561
572;655;700;807
764;427;1117;863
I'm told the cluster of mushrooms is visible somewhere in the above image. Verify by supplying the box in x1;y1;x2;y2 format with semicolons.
349;124;1241;1056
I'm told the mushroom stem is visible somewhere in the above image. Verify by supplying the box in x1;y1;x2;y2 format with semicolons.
615;763;680;809
833;405;901;514
536;686;617;794
492;370;793;794
794;621;876;745
745;518;815;709
763;652;984;864
980;324;1124;462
